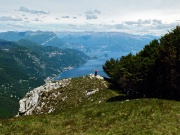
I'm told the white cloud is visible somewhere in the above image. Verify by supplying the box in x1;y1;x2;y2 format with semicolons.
86;14;98;20
62;16;70;18
85;9;101;15
114;24;125;29
152;19;163;25
55;18;60;20
0;16;22;21
0;0;179;35
125;19;152;25
113;19;178;35
93;9;101;14
19;6;49;15
33;18;42;22
85;9;101;20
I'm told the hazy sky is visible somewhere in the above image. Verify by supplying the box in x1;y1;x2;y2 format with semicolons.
0;0;180;35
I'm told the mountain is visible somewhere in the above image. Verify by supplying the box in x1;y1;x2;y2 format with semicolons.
0;39;89;118
0;75;179;134
56;32;159;53
0;31;64;47
0;31;158;53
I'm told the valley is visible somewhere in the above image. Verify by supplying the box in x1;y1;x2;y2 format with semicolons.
0;31;158;118
0;32;90;118
0;1;179;134
0;29;179;134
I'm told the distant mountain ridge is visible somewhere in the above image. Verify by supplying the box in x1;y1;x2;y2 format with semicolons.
56;32;158;53
0;31;64;47
0;31;158;53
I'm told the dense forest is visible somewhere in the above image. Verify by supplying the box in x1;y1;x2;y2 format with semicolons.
103;26;180;100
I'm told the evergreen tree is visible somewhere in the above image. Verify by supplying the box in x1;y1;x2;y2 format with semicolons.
103;26;180;99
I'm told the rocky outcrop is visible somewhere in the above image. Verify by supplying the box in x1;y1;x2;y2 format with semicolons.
17;74;106;116
17;78;71;116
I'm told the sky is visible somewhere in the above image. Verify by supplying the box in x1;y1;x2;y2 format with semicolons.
0;0;180;35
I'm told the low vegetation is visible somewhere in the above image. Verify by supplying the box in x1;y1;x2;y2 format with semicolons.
0;76;179;135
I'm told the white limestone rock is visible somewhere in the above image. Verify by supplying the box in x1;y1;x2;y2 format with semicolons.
88;74;104;80
17;78;71;116
86;88;99;96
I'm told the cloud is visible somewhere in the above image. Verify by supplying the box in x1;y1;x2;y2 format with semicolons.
93;9;101;14
112;19;178;35
86;14;98;20
85;9;101;15
152;19;162;25
19;6;49;14
0;16;22;21
114;24;125;29
124;19;151;25
85;9;101;20
33;18;42;22
55;18;60;20
61;16;70;18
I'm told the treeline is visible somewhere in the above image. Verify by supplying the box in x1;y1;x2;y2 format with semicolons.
103;26;180;100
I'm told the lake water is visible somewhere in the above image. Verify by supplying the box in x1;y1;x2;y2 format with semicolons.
56;52;129;80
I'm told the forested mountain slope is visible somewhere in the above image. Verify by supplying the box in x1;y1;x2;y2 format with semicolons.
0;39;89;118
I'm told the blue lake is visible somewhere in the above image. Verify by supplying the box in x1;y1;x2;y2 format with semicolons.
56;52;129;80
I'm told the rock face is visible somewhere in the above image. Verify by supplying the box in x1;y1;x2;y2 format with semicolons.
17;78;71;116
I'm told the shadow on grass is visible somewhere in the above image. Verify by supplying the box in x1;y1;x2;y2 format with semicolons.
106;95;140;102
104;77;180;102
104;77;122;93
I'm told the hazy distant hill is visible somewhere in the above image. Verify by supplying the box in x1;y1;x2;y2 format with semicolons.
0;31;158;53
0;31;64;47
56;32;158;53
0;39;89;118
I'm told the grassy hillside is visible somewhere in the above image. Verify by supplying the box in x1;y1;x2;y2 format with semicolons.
0;76;179;135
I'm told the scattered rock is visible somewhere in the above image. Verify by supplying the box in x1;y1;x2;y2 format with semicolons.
86;88;99;96
62;96;68;101
88;74;104;80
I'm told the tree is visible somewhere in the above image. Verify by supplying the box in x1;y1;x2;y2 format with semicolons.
103;26;180;99
102;58;119;82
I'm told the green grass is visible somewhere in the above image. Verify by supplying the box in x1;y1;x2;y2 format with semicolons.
0;76;179;135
